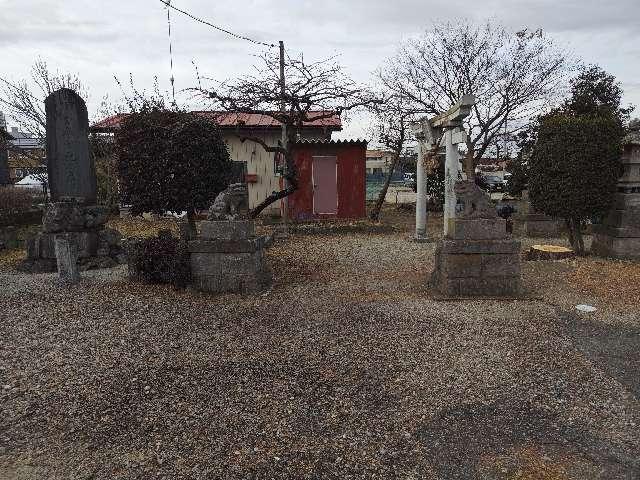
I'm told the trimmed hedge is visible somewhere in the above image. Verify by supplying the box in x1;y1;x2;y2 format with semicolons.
528;113;624;254
529;113;623;221
116;110;232;218
126;230;190;288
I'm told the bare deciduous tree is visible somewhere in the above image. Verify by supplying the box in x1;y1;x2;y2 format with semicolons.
380;20;573;176
0;58;88;185
0;58;87;141
367;93;420;222
195;51;377;218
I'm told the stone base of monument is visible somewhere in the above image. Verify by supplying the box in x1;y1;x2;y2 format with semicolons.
54;234;80;284
20;200;126;273
524;213;564;238
27;230;99;259
431;182;522;297
188;220;271;294
431;237;522;297
591;193;640;259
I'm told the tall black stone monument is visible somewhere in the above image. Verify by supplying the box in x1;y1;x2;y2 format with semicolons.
23;89;124;272
44;88;96;203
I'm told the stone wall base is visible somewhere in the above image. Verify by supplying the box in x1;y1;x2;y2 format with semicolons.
22;227;125;273
591;232;640;260
189;239;271;294
591;198;640;259
524;214;563;238
431;239;522;296
27;231;99;259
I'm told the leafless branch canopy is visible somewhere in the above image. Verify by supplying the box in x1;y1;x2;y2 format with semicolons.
0;57;87;142
194;51;377;135
192;51;379;217
0;58;87;179
380;21;574;160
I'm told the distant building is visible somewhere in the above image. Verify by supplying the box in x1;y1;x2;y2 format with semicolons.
8;127;43;150
365;149;395;175
5;126;46;182
475;157;511;173
91;111;343;216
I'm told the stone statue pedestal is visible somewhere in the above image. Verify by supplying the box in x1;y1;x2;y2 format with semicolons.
22;199;124;272
591;125;640;260
431;181;522;297
188;220;271;294
521;190;563;238
592;192;640;259
524;213;563;237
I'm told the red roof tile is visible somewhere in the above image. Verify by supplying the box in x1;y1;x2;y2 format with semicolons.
91;111;342;132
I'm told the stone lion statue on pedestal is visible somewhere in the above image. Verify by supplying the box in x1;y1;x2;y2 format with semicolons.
454;180;497;219
208;183;249;220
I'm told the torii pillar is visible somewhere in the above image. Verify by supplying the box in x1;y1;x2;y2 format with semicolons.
431;95;475;237
429;95;522;297
412;95;475;239
411;119;440;241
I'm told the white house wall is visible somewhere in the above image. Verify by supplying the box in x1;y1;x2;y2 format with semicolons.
223;129;330;216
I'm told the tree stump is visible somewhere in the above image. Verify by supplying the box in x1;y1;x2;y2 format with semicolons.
526;244;574;261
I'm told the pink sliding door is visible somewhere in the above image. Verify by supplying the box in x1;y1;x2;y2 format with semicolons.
312;156;337;215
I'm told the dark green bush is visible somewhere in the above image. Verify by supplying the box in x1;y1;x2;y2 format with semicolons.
126;230;190;288
116;109;232;223
529;113;623;253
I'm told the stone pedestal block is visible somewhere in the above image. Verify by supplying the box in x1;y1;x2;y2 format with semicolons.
189;220;271;294
42;201;108;232
432;181;522;297
22;200;124;273
27;231;99;259
55;235;80;284
450;218;506;240
591;193;640;260
431;239;522;296
200;220;255;241
524;213;563;238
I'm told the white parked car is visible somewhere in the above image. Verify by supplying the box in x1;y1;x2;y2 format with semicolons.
403;172;416;187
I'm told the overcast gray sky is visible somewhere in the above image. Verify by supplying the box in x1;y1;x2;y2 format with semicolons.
2;0;639;139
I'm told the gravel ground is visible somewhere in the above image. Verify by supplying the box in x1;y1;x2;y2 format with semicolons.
1;215;639;479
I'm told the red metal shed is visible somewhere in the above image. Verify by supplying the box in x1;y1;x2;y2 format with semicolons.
286;139;367;221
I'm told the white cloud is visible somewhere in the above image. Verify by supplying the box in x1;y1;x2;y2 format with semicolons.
2;0;639;138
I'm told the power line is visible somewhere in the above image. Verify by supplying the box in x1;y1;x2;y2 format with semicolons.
166;0;176;105
158;0;276;48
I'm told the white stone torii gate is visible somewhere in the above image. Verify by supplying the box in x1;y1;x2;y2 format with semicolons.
412;95;475;239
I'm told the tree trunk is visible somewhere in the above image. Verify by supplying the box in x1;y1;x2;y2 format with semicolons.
574;218;585;255
186;207;197;240
565;218;575;249
248;149;298;219
565;218;585;255
369;153;400;222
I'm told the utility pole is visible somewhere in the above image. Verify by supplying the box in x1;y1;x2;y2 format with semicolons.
414;131;428;240
279;40;289;236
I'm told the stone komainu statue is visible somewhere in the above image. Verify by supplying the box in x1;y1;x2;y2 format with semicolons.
454;180;497;219
208;183;249;220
